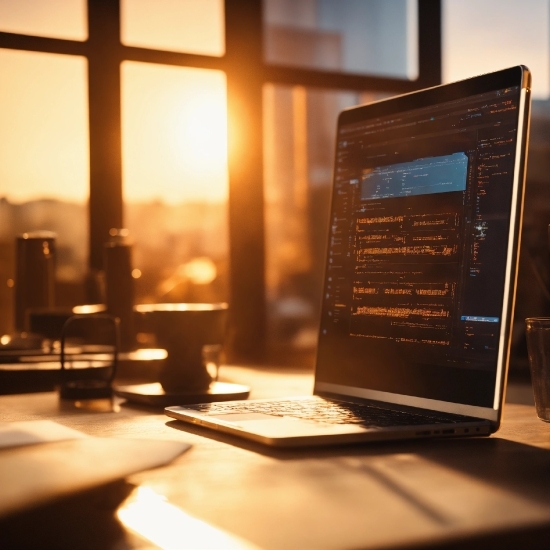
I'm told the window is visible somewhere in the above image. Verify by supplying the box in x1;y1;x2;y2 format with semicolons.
261;0;438;360
264;0;418;79
0;48;88;333
121;0;224;56
443;0;550;99
121;62;228;305
264;84;391;356
0;0;87;41
0;0;442;360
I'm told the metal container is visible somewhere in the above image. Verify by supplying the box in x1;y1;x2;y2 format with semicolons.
14;231;56;332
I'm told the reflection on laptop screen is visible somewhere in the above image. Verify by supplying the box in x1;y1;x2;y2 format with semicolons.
317;85;523;409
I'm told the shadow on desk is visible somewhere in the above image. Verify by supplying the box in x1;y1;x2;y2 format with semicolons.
0;480;136;550
168;418;550;549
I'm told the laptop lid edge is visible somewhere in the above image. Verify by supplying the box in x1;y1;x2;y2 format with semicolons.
493;75;532;423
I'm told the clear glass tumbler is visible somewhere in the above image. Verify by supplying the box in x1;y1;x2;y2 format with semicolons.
525;317;550;422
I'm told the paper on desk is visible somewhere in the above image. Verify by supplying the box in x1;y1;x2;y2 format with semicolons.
0;420;86;449
0;420;191;519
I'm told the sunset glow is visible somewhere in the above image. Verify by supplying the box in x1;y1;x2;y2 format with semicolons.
0;0;87;41
121;0;224;57
0;48;89;203
121;61;228;205
1;0;548;209
0;0;229;206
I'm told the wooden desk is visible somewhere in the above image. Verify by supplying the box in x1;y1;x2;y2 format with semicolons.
1;366;550;550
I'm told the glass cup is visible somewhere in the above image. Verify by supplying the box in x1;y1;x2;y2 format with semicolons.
525;317;550;422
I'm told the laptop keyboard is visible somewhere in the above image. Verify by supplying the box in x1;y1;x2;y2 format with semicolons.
185;398;473;428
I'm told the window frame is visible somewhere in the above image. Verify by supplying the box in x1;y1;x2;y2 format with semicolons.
0;0;442;360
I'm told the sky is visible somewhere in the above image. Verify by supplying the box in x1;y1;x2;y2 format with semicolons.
442;0;549;92
0;0;227;205
0;0;548;204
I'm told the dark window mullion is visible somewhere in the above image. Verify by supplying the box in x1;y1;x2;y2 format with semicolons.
0;31;89;56
87;0;123;274
225;0;266;359
262;65;423;93
417;0;442;87
120;45;227;71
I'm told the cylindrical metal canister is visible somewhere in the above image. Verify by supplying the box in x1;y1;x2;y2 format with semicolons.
104;229;135;351
14;231;56;332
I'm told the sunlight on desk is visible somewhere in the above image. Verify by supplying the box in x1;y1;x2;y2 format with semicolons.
117;486;258;550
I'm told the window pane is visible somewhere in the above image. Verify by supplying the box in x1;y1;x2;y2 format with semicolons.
264;84;391;359
263;0;418;79
0;49;89;333
0;0;87;40
121;62;228;306
121;0;225;56
443;0;550;99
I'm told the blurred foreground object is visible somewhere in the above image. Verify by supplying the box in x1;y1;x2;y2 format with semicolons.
525;317;550;422
59;314;119;403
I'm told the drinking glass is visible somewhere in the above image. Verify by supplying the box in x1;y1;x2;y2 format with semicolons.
525;317;550;422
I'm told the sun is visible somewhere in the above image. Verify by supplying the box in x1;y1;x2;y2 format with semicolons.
174;88;228;172
122;62;229;205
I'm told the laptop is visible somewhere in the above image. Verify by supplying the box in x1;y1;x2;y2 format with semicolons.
166;66;532;447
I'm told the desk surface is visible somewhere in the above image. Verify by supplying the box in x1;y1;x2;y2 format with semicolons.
1;366;550;550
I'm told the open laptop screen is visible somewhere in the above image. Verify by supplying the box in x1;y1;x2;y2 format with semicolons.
316;67;530;413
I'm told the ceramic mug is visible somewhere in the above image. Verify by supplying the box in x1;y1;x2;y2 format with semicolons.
134;303;228;392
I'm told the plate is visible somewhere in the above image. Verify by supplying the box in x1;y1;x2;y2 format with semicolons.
114;381;250;407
